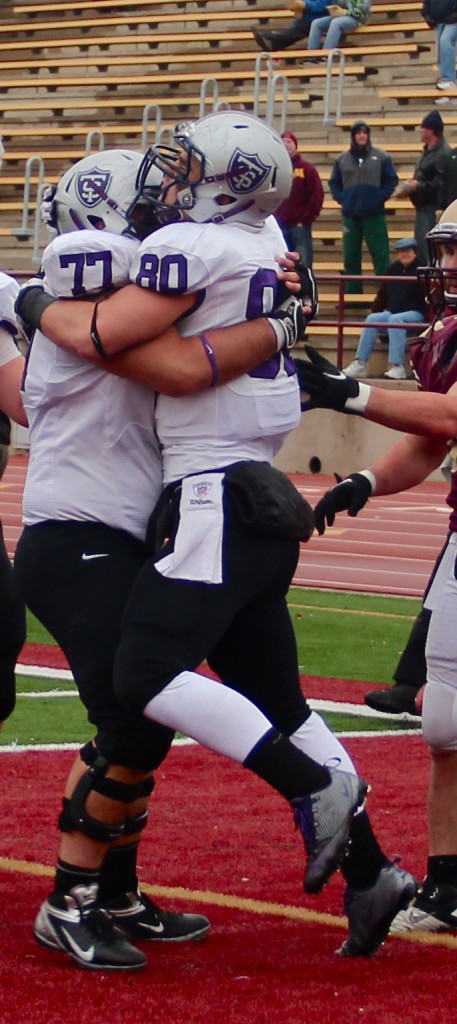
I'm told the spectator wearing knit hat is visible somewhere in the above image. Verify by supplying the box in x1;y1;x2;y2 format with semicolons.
329;121;398;294
393;111;451;264
274;130;324;268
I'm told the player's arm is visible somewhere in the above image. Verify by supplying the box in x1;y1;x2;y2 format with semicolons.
363;432;448;494
313;432;447;535
0;354;27;426
101;319;281;396
0;324;27;426
27;284;195;359
363;382;457;439
297;346;457;438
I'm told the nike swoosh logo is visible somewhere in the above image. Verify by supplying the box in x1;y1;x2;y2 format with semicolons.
137;921;165;934
82;553;109;561
326;370;347;380
61;927;95;962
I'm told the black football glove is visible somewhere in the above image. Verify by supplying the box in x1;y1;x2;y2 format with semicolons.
276;257;318;326
268;295;305;350
295;344;371;415
314;472;373;535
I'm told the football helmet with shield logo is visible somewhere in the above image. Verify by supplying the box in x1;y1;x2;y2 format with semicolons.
127;110;293;232
46;149;161;237
419;200;457;315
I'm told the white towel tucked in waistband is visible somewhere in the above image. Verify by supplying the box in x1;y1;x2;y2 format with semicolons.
155;472;224;584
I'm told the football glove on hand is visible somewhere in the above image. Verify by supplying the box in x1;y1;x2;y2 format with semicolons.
40;184;58;238
296;345;371;414
268;295;304;350
314;472;373;535
276;256;319;326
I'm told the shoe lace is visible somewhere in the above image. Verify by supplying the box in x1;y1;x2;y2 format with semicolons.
82;904;121;946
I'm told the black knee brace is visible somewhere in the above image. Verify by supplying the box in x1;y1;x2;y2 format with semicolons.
58;742;155;843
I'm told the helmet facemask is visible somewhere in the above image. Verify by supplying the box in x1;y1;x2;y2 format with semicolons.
127;112;293;231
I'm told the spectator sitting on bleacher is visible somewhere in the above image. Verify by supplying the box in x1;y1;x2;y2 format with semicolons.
274;130;324;269
304;0;371;61
251;0;329;54
343;238;426;380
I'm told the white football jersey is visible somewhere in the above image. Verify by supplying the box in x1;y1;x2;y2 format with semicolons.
0;271;23;366
130;217;300;483
22;230;162;540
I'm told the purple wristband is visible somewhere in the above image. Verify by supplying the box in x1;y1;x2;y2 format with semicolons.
198;333;219;388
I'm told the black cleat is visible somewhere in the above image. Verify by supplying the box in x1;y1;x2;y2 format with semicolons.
251;26;273;50
293;769;368;894
390;877;457;934
103;889;211;942
364;683;420;717
34;884;146;971
337;862;417;957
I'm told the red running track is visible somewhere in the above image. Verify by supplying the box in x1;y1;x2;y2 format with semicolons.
0;455;450;598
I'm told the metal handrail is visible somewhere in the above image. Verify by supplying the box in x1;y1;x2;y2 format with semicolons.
323;48;345;127
312;272;430;367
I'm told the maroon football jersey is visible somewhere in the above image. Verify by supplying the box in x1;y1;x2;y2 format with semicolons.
410;315;457;529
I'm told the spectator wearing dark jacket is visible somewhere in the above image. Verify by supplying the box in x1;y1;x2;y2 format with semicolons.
274;130;324;267
394;110;451;264
329;120;398;293
343;238;426;379
251;0;329;53
422;0;457;91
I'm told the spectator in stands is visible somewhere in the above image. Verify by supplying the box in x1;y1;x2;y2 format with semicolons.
274;130;324;268
343;238;426;380
393;111;451;264
329;120;398;294
422;0;457;95
251;0;329;53
305;0;371;59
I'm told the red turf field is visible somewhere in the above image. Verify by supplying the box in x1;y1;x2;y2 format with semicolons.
1;456;454;1022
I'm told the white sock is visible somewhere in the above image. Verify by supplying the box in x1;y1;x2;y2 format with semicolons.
290;711;356;775
144;670;274;763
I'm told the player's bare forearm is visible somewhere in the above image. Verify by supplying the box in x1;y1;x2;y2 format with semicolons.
100;319;277;396
365;433;448;495
364;382;457;438
39;285;193;359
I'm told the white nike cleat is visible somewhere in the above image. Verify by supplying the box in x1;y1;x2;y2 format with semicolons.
34;884;146;970
103;889;211;942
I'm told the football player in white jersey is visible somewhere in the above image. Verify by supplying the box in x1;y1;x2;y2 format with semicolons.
0;273;27;726
18;113;416;959
14;146;312;972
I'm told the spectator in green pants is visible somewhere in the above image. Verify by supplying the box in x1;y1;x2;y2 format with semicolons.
329;121;398;293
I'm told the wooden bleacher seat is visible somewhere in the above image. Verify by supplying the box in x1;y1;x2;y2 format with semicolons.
0;41;427;74
11;0;423;13
379;87;451;102
0;63;368;94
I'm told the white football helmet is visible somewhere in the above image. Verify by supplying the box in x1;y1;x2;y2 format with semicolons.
129;111;293;230
420;199;457;314
49;149;160;237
